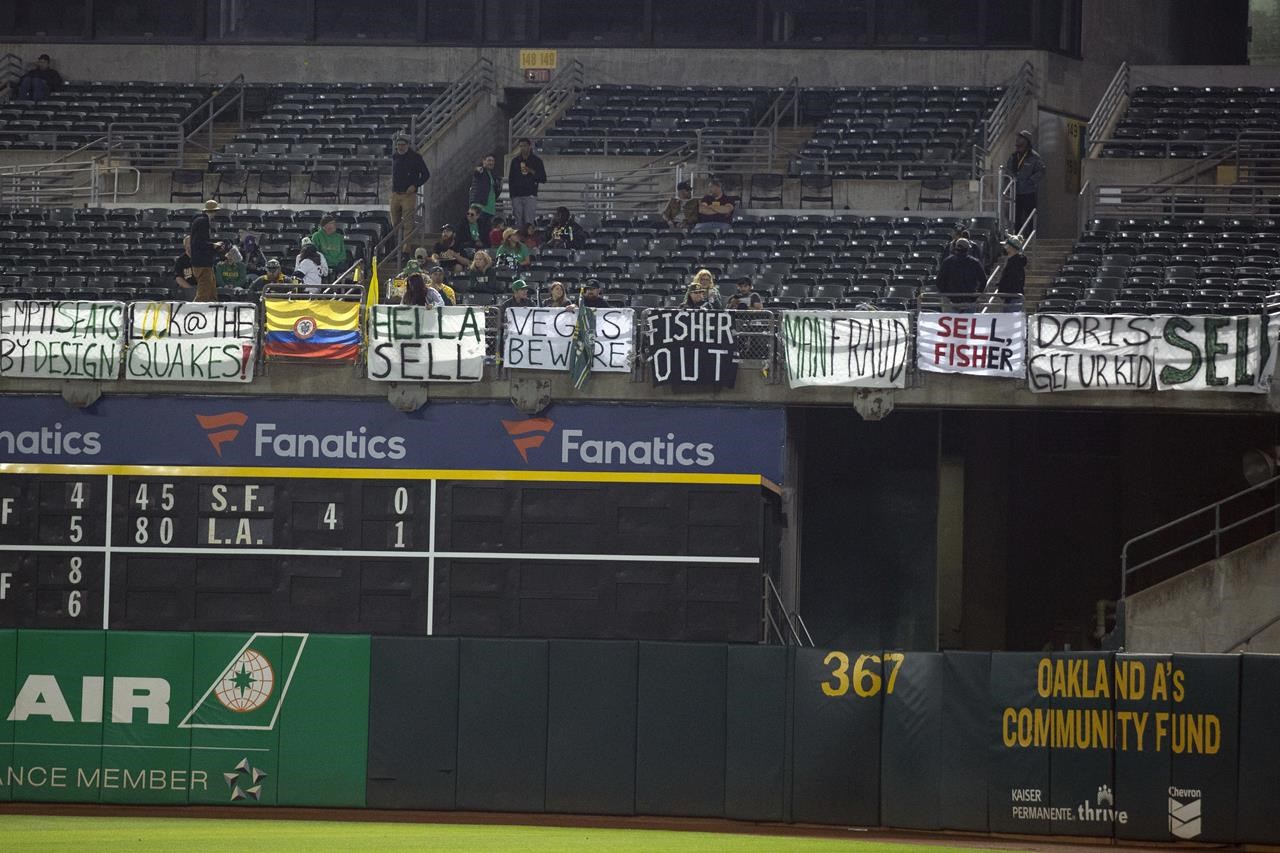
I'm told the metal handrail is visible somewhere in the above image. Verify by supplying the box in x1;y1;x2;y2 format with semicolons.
1083;180;1280;219
763;574;812;646
0;53;23;86
1224;612;1280;653
0;160;140;205
183;73;246;155
508;59;585;150
983;61;1034;159
1121;471;1280;599
1085;62;1130;156
106;121;186;167
408;57;494;151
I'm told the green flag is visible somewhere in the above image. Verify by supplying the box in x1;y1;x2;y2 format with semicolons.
568;292;596;390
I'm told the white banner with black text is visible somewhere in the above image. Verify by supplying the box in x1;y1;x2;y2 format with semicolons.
502;306;633;372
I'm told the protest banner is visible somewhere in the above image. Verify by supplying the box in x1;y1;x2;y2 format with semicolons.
125;301;258;382
503;306;633;372
1027;314;1275;393
917;312;1025;378
0;299;125;380
645;309;738;387
367;304;485;382
781;310;910;388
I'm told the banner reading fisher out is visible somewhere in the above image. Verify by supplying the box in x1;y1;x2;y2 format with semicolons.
646;309;738;388
917;312;1025;378
503;306;633;372
366;304;485;382
781;310;910;388
0;300;125;380
1028;314;1276;393
125;302;258;382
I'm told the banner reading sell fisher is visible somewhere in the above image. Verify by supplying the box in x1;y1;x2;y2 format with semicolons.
781;310;910;388
916;312;1025;378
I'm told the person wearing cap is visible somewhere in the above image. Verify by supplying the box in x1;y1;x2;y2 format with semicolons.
507;137;547;230
681;280;712;310
188;199;223;302
694;179;736;233
390;136;430;248
250;259;292;293
428;265;457;306
431;224;470;274
579;279;609;309
310;214;348;273
495;227;531;271
662;181;699;231
501;278;533;310
728;277;763;310
1006;130;1046;233
18;54;63;102
468;154;502;236
996;234;1028;304
545;206;585;250
294;238;328;289
935;237;987;311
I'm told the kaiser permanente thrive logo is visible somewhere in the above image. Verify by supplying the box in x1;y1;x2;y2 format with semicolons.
502;417;717;467
194;412;407;461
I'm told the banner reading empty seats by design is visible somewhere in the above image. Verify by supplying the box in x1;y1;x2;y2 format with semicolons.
0;300;125;380
917;312;1025;378
126;302;258;382
366;305;485;382
503;306;634;373
263;298;360;362
1027;314;1277;393
781;310;910;388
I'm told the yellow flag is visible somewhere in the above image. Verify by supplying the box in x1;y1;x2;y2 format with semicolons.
366;255;380;307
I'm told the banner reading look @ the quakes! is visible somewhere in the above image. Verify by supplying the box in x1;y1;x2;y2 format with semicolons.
646;309;738;387
0;300;124;380
917;312;1025;377
1028;314;1276;393
126;302;258;382
366;304;484;382
503;306;634;372
781;310;910;388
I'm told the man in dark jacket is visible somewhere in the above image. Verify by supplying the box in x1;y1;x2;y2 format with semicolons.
18;54;63;102
996;234;1027;308
935;237;987;311
390;136;430;249
507;138;546;230
468;154;501;236
188;199;223;302
1006;130;1046;233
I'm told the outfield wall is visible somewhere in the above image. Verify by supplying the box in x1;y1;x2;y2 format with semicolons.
1;630;1278;845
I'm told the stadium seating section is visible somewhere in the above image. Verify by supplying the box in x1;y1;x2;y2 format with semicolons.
792;85;1003;177
0;81;211;150
1102;86;1280;158
1041;216;1280;314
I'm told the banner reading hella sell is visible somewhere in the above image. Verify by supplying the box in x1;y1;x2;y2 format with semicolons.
0;396;785;483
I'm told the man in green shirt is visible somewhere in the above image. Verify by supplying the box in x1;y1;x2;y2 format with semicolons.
214;245;248;291
310;214;349;273
467;154;501;237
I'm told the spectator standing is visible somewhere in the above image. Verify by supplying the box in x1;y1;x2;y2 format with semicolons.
1006;130;1046;233
214;245;248;290
488;216;506;247
546;206;586;250
250;258;292;293
402;272;443;307
295;241;328;289
173;236;198;300
662;181;699;230
295;236;329;279
495;227;531;271
694;180;736;233
188;199;222;302
727;277;763;310
18;54;63;102
996;234;1028;306
431;224;470;274
507;138;546;229
468;154;502;236
935;237;987;311
501;278;534;310
579;278;610;308
311;215;348;273
543;280;572;308
390;136;430;248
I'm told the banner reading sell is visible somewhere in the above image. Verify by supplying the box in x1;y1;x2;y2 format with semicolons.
0;300;125;380
503;306;633;372
366;304;485;382
125;302;258;382
917;312;1025;378
781;310;910;388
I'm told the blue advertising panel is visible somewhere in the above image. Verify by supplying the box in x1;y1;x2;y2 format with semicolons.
0;396;785;483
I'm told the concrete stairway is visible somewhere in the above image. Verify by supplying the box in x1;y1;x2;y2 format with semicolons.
179;123;240;170
1023;237;1074;308
774;126;813;162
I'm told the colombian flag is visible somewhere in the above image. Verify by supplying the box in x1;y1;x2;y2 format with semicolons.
264;298;361;361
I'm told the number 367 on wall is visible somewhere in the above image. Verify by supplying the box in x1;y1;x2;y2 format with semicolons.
821;651;905;697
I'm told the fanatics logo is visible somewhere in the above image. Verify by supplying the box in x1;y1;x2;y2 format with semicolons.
195;411;249;457
502;417;555;462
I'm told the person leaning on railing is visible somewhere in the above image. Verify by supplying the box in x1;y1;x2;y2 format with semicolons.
996;234;1027;306
935;237;986;311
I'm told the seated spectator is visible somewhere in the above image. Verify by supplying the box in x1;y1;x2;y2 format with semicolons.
240;232;267;274
296;236;330;280
935;237;987;310
250;258;293;293
173;237;198;300
996;234;1027;305
579;278;609;308
948;226;971;253
402;246;429;277
694;179;736;233
727;277;763;310
543;280;572;308
662;181;699;230
18;54;63;103
501;278;533;310
689;268;721;307
463;249;494;293
488;215;506;248
215;245;249;290
518;223;542;252
545;207;586;250
295;240;328;289
495;228;531;270
681;280;712;309
431;224;470;274
310;215;349;273
402;272;443;307
460;205;487;253
429;266;457;305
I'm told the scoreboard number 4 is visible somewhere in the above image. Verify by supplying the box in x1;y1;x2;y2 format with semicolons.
821;651;905;698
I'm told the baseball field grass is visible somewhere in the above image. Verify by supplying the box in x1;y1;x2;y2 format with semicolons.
0;815;1024;852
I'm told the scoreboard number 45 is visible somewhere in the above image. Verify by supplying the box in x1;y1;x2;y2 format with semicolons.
821;651;906;698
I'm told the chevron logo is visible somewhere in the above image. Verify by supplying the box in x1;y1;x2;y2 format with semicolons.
195;411;249;457
502;417;554;463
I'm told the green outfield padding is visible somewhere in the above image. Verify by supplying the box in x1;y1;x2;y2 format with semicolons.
456;638;548;812
1113;653;1171;842
1048;651;1113;837
985;652;1047;835
880;652;942;829
635;642;726;817
724;645;787;822
938;652;990;832
545;640;638;815
367;637;459;810
790;648;880;826
0;630;14;804
1237;654;1280;843
1172;654;1238;843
